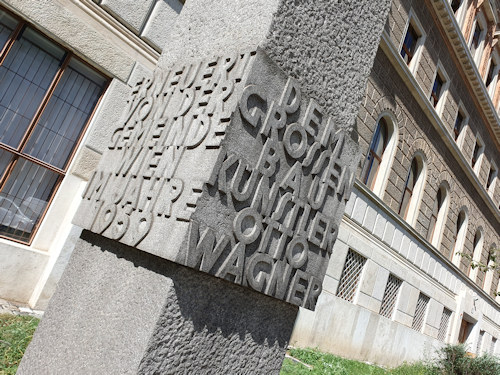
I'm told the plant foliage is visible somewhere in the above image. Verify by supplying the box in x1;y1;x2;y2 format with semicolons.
0;314;39;375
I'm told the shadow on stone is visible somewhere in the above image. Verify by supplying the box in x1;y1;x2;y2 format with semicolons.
79;230;297;374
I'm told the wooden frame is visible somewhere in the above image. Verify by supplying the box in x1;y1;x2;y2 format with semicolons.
0;6;110;245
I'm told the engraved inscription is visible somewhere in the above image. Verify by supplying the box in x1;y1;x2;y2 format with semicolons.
183;75;356;309
76;50;357;310
81;52;255;246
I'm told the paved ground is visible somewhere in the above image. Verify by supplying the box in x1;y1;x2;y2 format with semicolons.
0;298;43;318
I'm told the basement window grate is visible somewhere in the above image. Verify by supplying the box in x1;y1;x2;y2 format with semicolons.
411;293;429;332
336;250;367;303
379;274;402;319
438;308;452;341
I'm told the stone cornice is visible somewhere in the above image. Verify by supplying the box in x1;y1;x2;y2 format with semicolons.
72;0;159;73
431;0;500;147
379;31;500;225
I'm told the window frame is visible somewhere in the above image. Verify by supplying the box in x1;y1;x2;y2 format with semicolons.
468;11;487;67
361;112;398;197
399;10;426;75
471;134;485;174
0;7;110;245
485;50;500;98
429;62;450;116
449;0;467;27
451;208;468;267
427;183;450;249
398;153;426;226
482;244;496;294
453;103;469;148
486;161;497;196
468;229;484;282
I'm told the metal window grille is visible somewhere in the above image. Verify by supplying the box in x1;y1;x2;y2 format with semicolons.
477;330;484;354
491;337;497;355
336;250;367;302
438;308;452;341
411;293;429;332
379;274;402;319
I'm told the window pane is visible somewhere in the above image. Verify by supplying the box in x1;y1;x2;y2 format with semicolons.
0;148;13;178
0;158;60;241
0;9;18;51
24;58;106;169
399;189;411;216
401;25;418;64
454;112;463;140
451;0;461;13
427;214;436;240
366;157;380;188
0;27;65;149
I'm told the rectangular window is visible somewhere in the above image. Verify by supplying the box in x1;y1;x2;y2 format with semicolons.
451;0;462;13
0;8;108;243
453;111;464;141
487;164;497;191
430;73;444;107
458;318;473;343
438;308;452;341
486;61;497;87
470;22;482;56
379;274;402;319
471;138;483;170
411;293;429;332
336;250;367;303
401;23;419;65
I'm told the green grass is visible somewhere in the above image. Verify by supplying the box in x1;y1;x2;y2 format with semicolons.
280;348;429;375
0;314;39;375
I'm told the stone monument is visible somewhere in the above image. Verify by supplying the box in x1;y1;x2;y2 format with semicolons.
18;0;390;373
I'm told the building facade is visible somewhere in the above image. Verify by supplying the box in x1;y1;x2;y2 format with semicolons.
291;0;500;366
0;0;183;308
0;0;498;368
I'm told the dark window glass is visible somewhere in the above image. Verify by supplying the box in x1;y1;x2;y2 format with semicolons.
471;141;481;168
0;10;17;50
486;61;497;87
430;73;444;107
470;22;482;57
401;24;419;65
361;117;389;189
427;186;445;242
398;158;420;219
486;166;496;190
468;232;482;276
451;0;462;13
0;11;107;243
453;111;464;141
452;210;466;257
0;27;65;149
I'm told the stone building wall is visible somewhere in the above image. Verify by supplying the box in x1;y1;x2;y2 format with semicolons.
358;0;500;296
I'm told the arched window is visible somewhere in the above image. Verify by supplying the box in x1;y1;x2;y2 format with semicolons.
361;118;389;189
399;159;418;217
483;244;496;294
427;184;449;247
468;229;484;281
451;209;468;267
398;156;425;224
